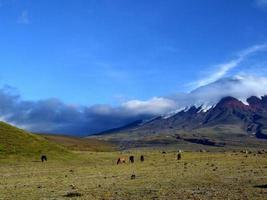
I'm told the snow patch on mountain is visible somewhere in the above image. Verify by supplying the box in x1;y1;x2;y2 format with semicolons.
162;107;187;119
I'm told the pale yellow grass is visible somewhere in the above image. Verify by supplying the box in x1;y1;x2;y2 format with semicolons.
0;151;267;200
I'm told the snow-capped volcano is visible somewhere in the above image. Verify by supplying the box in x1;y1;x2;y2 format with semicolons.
170;75;267;111
96;95;267;141
95;75;267;140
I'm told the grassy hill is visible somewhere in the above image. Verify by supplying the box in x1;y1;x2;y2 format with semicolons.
0;121;70;159
41;134;117;152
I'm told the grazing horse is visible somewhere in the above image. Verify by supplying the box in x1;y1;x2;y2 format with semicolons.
140;155;144;162
129;156;134;163
177;153;181;160
41;155;47;162
117;157;126;165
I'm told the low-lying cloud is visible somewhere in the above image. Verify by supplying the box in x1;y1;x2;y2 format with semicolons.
0;86;175;135
1;75;267;136
173;75;267;109
122;97;176;115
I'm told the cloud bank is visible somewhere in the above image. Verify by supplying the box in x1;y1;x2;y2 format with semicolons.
1;74;267;136
0;86;175;135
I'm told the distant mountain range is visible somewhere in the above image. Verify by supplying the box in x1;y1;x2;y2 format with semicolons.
92;96;267;149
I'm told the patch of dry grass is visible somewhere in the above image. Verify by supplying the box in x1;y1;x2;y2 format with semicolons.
41;134;117;152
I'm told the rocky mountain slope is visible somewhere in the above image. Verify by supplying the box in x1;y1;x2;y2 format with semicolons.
92;96;267;149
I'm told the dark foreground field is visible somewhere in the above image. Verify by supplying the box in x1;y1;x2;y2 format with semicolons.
0;150;267;200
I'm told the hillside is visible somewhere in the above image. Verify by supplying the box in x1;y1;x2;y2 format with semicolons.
0;121;69;158
41;134;117;152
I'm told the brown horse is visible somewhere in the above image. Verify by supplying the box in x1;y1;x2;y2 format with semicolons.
117;157;126;165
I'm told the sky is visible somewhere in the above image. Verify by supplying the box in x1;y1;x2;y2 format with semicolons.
1;0;267;135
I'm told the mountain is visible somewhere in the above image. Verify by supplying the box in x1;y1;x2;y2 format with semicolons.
169;76;267;111
91;96;267;149
0;121;69;158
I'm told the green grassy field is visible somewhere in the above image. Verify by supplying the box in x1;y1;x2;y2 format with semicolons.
0;150;266;200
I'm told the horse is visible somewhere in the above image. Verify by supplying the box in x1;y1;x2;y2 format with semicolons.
129;156;134;163
131;174;136;179
117;157;126;165
177;153;181;160
41;155;47;162
140;155;144;162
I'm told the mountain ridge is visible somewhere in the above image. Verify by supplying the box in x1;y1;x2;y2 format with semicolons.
93;95;267;140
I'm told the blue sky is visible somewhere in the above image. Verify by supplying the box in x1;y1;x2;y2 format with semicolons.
0;0;267;105
1;0;267;135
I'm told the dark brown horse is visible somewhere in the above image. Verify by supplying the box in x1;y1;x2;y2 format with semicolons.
41;155;47;162
177;153;181;160
129;156;134;163
117;157;126;165
140;155;144;162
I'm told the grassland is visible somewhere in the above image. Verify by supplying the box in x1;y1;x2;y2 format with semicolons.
1;121;267;199
0;150;267;200
41;134;117;152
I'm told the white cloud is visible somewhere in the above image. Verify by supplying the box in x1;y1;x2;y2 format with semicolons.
195;59;241;88
193;44;267;88
171;75;267;111
17;10;30;24
122;97;177;115
118;74;267;117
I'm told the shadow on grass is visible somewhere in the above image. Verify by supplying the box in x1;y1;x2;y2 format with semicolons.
63;191;83;197
254;184;267;188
